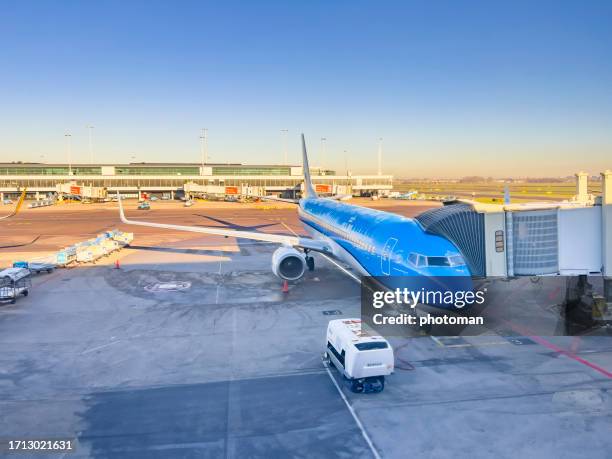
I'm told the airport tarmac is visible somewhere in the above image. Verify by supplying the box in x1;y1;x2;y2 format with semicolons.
0;199;436;266
1;202;611;458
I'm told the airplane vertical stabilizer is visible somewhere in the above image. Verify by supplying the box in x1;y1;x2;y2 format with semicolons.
301;134;317;198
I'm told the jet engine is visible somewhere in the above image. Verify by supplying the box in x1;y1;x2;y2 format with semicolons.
272;246;306;281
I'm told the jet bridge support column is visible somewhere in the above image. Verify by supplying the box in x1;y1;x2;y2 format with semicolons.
602;171;612;304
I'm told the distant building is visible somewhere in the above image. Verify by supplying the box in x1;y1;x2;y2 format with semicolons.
0;162;393;197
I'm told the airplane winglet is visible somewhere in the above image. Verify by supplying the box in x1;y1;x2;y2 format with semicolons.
117;192;129;223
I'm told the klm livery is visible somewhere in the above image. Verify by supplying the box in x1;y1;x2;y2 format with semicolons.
117;135;470;289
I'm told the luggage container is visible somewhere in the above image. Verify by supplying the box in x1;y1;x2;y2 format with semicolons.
12;261;55;274
112;231;133;246
55;246;77;266
101;239;119;254
325;318;394;393
0;268;32;304
76;243;99;263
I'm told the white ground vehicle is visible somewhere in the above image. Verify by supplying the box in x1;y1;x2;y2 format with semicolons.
0;268;32;304
325;318;394;393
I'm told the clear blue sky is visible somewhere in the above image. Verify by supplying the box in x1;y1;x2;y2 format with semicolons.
1;0;611;177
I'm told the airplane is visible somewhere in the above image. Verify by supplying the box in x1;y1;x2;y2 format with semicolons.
393;191;418;200
117;135;470;294
0;189;27;220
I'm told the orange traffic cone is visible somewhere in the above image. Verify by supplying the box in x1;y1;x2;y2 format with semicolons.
115;259;120;269
282;280;289;293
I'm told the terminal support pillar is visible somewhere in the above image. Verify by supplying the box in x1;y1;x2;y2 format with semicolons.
602;171;612;290
604;278;612;304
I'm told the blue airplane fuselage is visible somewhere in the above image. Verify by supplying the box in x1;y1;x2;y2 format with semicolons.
298;197;470;278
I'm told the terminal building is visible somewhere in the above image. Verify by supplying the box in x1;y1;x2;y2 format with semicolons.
0;162;393;198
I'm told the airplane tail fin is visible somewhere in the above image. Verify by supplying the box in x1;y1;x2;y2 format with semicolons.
301;134;317;198
14;188;27;215
0;188;27;220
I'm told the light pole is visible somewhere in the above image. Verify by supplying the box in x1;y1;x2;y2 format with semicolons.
377;137;383;176
199;128;208;168
87;125;94;164
320;137;327;174
281;129;288;165
64;132;72;175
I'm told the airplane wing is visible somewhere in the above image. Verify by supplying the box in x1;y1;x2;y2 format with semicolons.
259;195;299;204
0;189;27;220
117;194;332;254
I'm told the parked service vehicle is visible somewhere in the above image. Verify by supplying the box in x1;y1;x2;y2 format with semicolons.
3;199;13;205
150;196;159;201
0;268;32;304
184;200;194;207
325;318;394;393
137;202;150;210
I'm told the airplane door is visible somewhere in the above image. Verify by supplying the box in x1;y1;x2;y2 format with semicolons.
380;237;398;275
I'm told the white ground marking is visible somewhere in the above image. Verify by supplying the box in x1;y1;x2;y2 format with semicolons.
282;221;376;456
319;252;361;283
323;362;381;459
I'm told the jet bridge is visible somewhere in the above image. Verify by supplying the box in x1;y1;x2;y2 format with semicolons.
415;171;612;283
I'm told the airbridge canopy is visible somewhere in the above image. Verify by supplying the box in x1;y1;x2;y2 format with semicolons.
415;204;486;277
416;198;609;278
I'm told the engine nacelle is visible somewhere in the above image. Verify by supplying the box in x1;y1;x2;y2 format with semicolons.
271;246;306;281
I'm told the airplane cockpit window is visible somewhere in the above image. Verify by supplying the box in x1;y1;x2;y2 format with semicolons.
408;253;427;267
448;255;466;266
426;256;451;267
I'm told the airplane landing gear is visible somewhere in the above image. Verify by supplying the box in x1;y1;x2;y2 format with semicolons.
306;256;315;271
304;250;315;271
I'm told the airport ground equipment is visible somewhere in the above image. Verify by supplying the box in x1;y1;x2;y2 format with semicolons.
325;318;394;393
0;268;31;304
28;199;55;209
12;261;55;274
56;183;107;201
55;247;77;266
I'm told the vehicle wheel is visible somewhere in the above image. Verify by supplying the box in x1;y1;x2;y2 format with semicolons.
351;380;364;393
420;322;432;334
10;298;16;304
306;256;315;271
23;290;28;297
